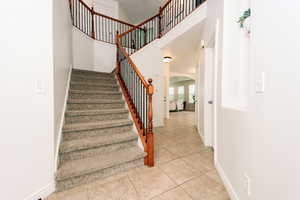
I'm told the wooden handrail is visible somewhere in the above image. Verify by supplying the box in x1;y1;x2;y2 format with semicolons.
115;32;154;167
119;14;160;38
74;0;138;28
161;0;173;10
116;37;149;88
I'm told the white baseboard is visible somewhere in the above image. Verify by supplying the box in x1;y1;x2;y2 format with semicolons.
215;160;240;200
54;65;73;172
24;182;55;200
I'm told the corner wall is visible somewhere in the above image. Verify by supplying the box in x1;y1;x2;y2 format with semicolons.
53;0;73;162
205;0;300;199
0;1;54;199
130;40;165;127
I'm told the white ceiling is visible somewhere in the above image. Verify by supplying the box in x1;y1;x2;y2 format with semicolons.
115;0;167;24
163;21;205;76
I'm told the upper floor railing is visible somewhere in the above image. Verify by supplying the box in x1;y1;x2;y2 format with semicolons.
118;0;206;55
69;0;206;49
69;0;138;44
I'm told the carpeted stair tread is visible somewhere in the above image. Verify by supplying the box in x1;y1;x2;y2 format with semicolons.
72;73;115;80
65;108;128;117
72;69;114;76
57;69;145;192
70;81;118;87
56;146;146;181
69;89;121;95
68;98;123;104
60;132;138;154
63;119;132;132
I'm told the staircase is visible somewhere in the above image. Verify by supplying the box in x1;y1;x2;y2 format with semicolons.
56;69;146;192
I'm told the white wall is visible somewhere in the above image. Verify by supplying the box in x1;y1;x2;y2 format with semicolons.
53;0;73;163
0;1;54;200
72;0;131;73
94;41;117;73
205;0;300;199
118;5;131;23
158;2;207;49
94;0;118;18
163;63;170;119
73;28;95;71
131;40;165;127
73;28;117;73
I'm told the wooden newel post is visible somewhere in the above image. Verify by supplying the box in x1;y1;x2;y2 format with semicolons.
91;7;95;39
146;79;154;167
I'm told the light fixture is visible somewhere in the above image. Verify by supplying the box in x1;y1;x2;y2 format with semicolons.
163;56;173;63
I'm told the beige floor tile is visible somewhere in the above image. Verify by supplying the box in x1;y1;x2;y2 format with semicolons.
180;175;225;200
86;170;129;187
46;185;89;200
160;158;202;185
151;187;192;200
87;176;140;200
155;146;178;165
182;151;215;173
164;141;204;157
206;169;224;185
128;166;176;200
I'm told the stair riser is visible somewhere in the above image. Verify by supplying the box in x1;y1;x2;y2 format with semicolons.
65;113;128;124
63;125;132;141
60;140;137;164
67;103;124;110
69;93;122;100
56;158;144;192
70;85;119;91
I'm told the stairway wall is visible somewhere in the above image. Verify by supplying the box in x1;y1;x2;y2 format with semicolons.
0;1;55;200
72;28;116;73
130;40;165;127
54;0;73;166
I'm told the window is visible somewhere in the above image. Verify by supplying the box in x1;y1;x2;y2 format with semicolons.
169;87;175;101
189;84;195;103
178;86;185;103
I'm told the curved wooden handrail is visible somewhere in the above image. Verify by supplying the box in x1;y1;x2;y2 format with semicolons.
75;0;137;28
161;0;172;10
119;14;160;38
116;38;149;88
93;12;138;28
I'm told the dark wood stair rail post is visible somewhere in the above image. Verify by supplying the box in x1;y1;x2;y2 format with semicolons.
146;79;154;166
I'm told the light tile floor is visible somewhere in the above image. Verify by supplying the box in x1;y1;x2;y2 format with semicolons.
47;112;230;200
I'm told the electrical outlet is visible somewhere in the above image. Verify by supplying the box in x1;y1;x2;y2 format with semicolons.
244;173;251;196
255;72;265;94
36;80;46;95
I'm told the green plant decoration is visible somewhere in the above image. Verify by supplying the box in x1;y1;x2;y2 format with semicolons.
238;8;251;28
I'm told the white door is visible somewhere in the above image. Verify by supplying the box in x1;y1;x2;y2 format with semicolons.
203;48;214;147
196;47;215;147
164;76;170;119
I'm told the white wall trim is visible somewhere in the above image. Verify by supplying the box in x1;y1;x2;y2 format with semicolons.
215;160;239;200
54;65;73;172
23;182;55;200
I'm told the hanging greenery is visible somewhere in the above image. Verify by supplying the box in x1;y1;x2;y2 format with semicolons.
238;8;251;28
